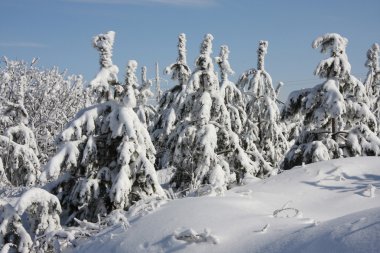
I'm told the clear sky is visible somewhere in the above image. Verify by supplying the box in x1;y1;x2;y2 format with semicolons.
1;0;379;101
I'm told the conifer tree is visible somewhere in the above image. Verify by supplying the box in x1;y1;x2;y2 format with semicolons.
40;31;165;223
167;34;260;194
89;31;120;101
0;188;62;253
134;65;155;129
151;33;191;170
216;45;246;134
154;62;163;102
365;43;380;98
169;34;230;194
364;43;380;128
0;68;40;186
238;41;288;172
281;33;380;170
165;33;191;90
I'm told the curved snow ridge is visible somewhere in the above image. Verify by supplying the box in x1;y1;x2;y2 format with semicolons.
259;207;380;253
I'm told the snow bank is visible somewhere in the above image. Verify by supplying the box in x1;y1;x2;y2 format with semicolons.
260;207;380;253
70;157;380;253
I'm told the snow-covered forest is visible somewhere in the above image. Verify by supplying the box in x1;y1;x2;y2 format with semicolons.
1;31;379;253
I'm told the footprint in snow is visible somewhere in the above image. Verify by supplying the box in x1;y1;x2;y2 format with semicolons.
234;189;252;196
174;228;219;245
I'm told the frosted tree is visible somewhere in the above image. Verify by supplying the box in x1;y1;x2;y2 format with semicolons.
154;62;163;102
26;69;86;163
135;65;155;129
169;34;229;194
281;34;350;170
0;58;87;164
0;188;62;253
123;62;155;129
215;45;246;134
151;33;191;170
0;130;40;187
365;43;380;98
124;59;139;90
167;34;260;194
186;34;216;93
237;41;288;172
40;34;165;223
89;31;120;101
281;33;380;170
313;34;379;157
140;65;152;100
214;44;269;181
165;33;191;89
364;43;380;127
238;41;275;96
0;159;10;186
279;82;304;146
0;69;40;186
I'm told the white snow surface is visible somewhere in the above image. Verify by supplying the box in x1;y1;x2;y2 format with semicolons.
68;157;380;253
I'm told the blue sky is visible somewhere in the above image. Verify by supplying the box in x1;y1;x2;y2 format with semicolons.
1;0;379;100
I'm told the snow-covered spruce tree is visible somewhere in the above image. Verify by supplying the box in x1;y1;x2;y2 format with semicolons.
134;65;156;129
215;45;246;135
164;33;191;91
313;34;379;157
89;31;120;101
364;43;380;99
40;33;165;223
281;33;380;170
237;41;288;171
0;188;62;253
168;34;259;194
364;43;380;127
279;80;305;146
154;62;163;102
0;159;11;186
0;72;40;187
151;33;191;170
214;44;270;181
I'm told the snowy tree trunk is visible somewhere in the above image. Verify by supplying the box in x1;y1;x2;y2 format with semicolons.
331;118;336;141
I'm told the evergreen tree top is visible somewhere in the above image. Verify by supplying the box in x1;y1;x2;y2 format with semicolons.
195;34;215;71
257;40;268;71
164;33;191;86
365;43;379;71
313;33;351;79
215;45;234;82
125;60;139;88
92;31;116;69
177;33;188;65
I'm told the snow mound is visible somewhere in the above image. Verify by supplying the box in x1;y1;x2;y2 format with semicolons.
68;157;380;253
260;207;380;253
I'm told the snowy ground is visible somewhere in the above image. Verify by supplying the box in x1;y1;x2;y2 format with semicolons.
68;157;380;253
